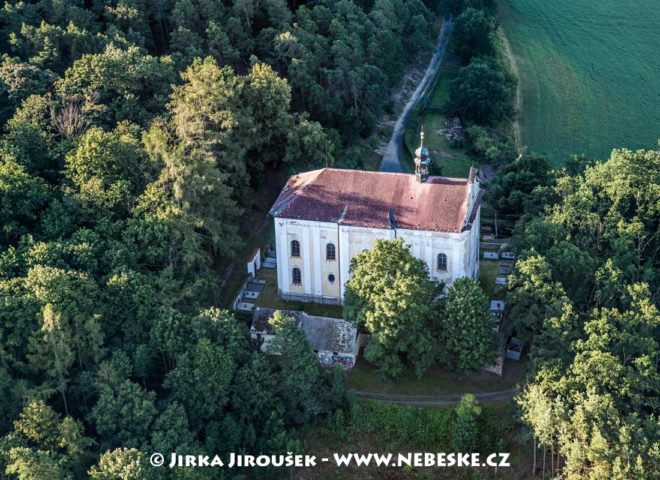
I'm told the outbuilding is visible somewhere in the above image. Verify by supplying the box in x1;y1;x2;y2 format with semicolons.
250;308;359;368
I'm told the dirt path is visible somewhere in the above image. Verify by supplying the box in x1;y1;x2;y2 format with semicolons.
379;18;454;172
349;388;516;407
499;27;523;149
217;212;272;301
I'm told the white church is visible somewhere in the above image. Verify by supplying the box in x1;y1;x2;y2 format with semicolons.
269;135;483;305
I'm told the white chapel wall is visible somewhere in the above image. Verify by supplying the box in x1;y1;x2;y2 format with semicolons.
275;203;481;303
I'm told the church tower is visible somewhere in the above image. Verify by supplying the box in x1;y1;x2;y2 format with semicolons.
414;129;430;182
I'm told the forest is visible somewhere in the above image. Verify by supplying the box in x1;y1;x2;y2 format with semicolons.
484;146;659;478
0;0;439;478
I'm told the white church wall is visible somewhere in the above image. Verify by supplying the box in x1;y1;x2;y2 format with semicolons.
468;205;481;277
461;178;482;280
318;227;340;298
397;228;473;285
276;218;341;302
275;208;480;304
274;220;287;291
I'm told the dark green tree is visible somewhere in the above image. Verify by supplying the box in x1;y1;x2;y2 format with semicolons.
439;277;494;372
64;123;153;219
453;8;496;63
91;378;158;449
344;238;441;379
448;58;516;126
0;152;49;244
518;284;659;479
56;45;175;127
450;394;482;451
0;56;57;110
0;401;92;480
270;312;345;425
486;151;551;215
506;255;571;342
164;338;235;432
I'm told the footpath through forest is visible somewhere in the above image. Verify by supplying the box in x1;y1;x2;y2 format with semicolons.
379;18;454;172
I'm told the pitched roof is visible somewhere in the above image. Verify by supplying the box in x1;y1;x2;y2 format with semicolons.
299;315;357;354
251;308;357;354
251;308;303;335
270;168;472;233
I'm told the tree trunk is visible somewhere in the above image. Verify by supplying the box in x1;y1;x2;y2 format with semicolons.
50;330;69;416
81;387;88;412
556;452;561;477
533;437;537;477
76;343;89;411
542;444;546;480
551;443;554;477
61;389;69;417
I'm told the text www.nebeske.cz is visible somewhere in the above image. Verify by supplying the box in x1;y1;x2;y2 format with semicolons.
154;452;511;469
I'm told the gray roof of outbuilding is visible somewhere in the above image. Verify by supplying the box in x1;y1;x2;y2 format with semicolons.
299;316;357;354
251;308;303;335
251;308;357;354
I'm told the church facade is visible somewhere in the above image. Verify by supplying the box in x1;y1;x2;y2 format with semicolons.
269;140;483;305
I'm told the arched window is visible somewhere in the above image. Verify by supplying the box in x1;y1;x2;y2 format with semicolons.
290;240;300;257
326;243;336;260
437;253;448;272
292;268;302;285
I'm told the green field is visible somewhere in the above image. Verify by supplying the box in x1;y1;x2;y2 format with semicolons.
499;0;660;164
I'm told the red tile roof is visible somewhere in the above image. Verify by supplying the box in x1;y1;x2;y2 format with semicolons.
270;168;473;233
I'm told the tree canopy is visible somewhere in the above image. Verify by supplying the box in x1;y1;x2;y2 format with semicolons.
510;147;660;478
448;58;516;126
2;0;436;472
344;238;441;379
438;277;495;372
453;7;496;62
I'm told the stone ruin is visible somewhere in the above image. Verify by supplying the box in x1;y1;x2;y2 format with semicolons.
440;116;464;148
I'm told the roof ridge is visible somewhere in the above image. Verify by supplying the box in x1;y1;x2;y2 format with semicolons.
320;167;469;183
459;187;470;230
271;169;325;216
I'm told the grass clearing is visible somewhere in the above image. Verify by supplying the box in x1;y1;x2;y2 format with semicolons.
216;169;289;306
217;217;275;307
499;0;660;164
479;259;499;298
253;267;344;318
347;357;526;396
